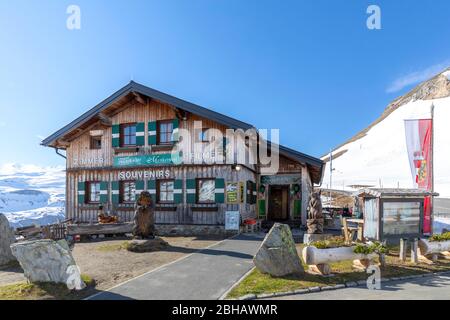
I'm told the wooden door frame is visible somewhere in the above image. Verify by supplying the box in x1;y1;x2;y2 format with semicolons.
268;184;290;221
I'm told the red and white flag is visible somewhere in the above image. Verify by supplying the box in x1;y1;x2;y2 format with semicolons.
404;118;432;233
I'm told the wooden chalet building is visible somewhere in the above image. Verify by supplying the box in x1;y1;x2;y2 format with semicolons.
41;81;324;235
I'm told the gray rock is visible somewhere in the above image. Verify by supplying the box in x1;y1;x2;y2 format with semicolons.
0;214;16;266
253;223;304;276
126;237;169;253
10;239;85;290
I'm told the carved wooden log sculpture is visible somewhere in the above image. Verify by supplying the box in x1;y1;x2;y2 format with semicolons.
307;189;324;234
418;238;450;264
302;246;377;275
132;191;155;239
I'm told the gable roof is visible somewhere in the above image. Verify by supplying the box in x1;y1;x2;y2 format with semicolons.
41;81;324;183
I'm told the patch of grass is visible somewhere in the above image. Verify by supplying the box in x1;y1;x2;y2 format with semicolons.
227;244;450;299
96;241;130;252
0;274;95;300
310;236;348;249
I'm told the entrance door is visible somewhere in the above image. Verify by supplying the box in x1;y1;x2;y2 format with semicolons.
268;185;289;220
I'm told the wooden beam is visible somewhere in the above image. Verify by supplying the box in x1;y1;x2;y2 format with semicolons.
98;112;112;126
132;91;146;105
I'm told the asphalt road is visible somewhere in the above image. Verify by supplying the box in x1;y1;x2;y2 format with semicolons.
264;273;450;300
87;233;264;300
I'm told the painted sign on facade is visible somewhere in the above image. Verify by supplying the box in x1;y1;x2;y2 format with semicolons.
72;157;105;167
118;169;171;180
225;211;240;230
260;174;301;185
113;153;181;167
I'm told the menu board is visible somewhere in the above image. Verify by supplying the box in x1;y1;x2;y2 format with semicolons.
225;211;240;230
226;182;239;204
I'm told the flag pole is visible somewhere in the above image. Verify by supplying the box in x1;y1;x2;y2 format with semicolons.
430;103;435;234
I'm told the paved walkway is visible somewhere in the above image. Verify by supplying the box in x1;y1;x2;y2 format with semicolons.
88;233;264;300
264;273;450;300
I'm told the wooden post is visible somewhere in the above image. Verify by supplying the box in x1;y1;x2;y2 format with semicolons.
400;238;408;262
411;238;419;264
379;253;386;267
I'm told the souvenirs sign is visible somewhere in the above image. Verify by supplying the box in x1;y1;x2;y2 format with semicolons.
118;169;171;180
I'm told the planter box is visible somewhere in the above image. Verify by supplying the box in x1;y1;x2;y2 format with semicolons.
302;245;377;275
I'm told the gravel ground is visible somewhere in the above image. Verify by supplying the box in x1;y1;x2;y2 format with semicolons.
0;236;222;290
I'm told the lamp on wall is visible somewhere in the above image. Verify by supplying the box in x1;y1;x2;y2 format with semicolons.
232;164;241;171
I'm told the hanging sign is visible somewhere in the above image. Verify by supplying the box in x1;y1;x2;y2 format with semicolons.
113;153;181;167
260;174;301;185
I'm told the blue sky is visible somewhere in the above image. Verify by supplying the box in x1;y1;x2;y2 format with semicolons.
1;0;449;167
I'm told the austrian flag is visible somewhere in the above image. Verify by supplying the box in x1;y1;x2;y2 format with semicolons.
404;118;433;234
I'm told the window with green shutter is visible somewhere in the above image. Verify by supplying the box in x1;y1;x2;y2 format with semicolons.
112;124;120;148
136;122;145;146
186;179;196;204
111;181;120;204
135;180;145;197
293;199;301;218
77;181;86;204
215;178;225;203
148;121;157;145
172;118;179;142
246;180;252;204
174;179;183;204
100;182;108;203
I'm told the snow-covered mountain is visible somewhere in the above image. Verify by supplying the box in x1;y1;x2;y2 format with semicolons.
0;163;65;228
322;69;450;232
322;68;450;198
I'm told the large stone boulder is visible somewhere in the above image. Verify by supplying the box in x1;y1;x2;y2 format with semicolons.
126;237;169;253
0;214;16;266
10;239;85;290
253;223;304;276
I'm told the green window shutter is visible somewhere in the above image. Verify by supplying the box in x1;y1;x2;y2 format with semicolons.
100;182;108;204
147;179;156;203
112;124;120;148
111;181;120;204
174;179;183;204
186;179;196;204
258;199;266;217
215;178;225;203
294;200;301;218
136;122;145;146
246;180;252;204
77;182;86;204
148;121;157;145
135;180;145;197
172;119;179;142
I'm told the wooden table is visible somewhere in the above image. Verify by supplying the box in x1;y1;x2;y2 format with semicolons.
347;218;364;242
